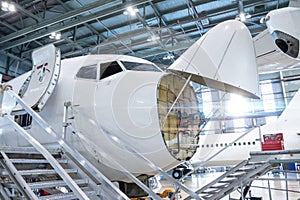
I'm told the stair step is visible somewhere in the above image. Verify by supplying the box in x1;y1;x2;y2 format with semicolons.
226;175;243;179
210;184;227;189
246;161;267;165
236;167;254;172
28;179;88;189
21;169;77;176
201;187;220;193
10;159;68;164
0;169;77;176
235;168;252;174
0;147;61;155
200;194;213;199
227;173;246;178
219;179;236;183
39;190;97;200
202;189;219;194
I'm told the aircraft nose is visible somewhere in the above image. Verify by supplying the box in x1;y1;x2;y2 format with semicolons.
157;74;201;161
94;72;201;163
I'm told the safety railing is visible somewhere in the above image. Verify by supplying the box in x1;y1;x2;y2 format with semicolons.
1;87;130;200
1;85;205;199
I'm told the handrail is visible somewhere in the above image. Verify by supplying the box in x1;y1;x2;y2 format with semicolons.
60;101;163;199
180;126;258;181
71;127;164;200
199;126;258;166
0;181;10;200
0;151;39;200
4;116;90;200
96;125;203;200
4;88;129;200
4;87;203;200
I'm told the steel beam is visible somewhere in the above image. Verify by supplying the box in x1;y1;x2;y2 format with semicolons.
12;2;41;22
0;0;150;51
0;0;123;44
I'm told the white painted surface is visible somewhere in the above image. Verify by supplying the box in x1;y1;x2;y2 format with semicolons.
0;54;183;181
254;7;300;72
192;88;300;167
266;7;300;52
168;20;259;99
21;44;58;108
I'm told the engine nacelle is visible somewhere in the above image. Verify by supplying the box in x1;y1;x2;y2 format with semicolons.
265;7;300;59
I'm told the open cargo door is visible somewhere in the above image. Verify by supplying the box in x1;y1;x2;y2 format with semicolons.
14;44;61;112
168;20;260;99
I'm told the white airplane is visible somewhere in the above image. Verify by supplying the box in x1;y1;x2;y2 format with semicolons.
0;3;299;198
191;3;300;169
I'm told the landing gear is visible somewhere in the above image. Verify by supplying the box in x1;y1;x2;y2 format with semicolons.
172;169;183;179
171;164;192;179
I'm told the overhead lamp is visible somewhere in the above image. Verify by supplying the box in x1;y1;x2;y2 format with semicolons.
1;1;16;12
147;35;159;42
123;6;138;16
236;12;251;22
235;0;251;22
260;15;270;24
49;32;62;40
163;54;174;60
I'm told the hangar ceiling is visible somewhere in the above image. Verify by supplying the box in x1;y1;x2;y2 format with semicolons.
0;0;289;79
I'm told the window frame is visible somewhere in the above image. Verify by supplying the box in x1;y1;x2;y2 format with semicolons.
119;60;162;72
98;60;124;81
75;64;99;81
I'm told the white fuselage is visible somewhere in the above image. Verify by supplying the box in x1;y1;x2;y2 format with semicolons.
0;54;200;181
1;6;300;182
193;88;300;167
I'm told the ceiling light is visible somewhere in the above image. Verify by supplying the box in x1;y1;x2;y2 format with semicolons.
127;6;133;12
163;54;174;60
55;32;61;40
147;35;159;42
260;16;270;24
1;1;8;9
235;12;251;22
49;32;56;39
123;6;138;16
8;3;15;12
235;0;251;22
1;1;16;12
49;32;62;40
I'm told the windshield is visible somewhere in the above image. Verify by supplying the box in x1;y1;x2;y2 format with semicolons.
121;61;161;72
76;64;97;80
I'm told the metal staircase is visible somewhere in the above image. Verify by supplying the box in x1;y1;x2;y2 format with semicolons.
0;87;131;200
184;150;300;200
0;146;102;200
4;76;298;200
1;83;195;200
0;44;209;200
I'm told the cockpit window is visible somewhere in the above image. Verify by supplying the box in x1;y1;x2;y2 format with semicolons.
76;65;97;79
121;61;161;72
100;61;123;80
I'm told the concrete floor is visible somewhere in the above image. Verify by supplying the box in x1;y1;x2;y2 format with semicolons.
158;172;300;199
